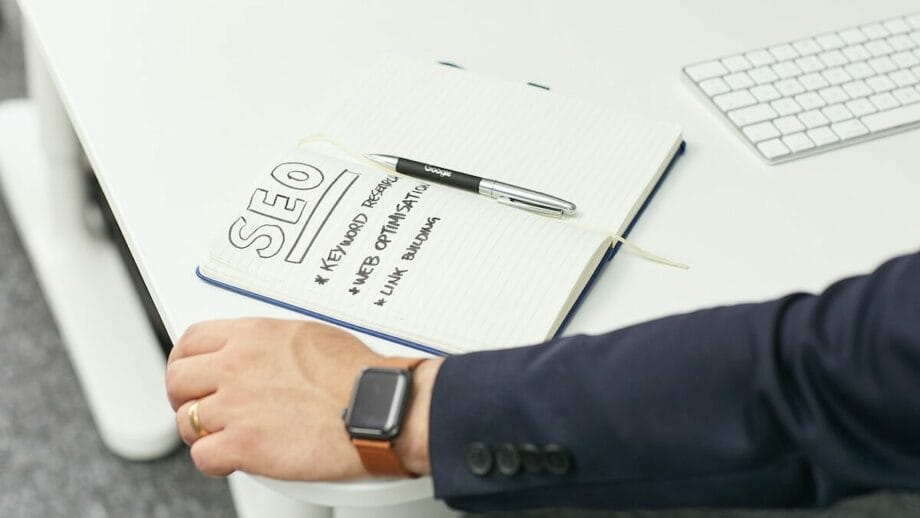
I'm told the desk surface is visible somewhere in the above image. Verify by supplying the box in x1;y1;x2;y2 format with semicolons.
19;0;920;505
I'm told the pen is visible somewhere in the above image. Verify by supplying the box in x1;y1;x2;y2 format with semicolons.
364;154;576;216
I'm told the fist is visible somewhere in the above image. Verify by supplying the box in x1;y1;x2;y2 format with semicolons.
165;318;380;480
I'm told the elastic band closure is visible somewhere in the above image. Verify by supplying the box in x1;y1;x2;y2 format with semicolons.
297;133;689;270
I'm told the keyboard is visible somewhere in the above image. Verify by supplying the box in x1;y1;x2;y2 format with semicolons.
683;12;920;164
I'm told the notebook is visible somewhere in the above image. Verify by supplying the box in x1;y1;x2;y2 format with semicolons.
198;56;684;355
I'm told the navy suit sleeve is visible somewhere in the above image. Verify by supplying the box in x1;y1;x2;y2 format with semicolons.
428;251;920;512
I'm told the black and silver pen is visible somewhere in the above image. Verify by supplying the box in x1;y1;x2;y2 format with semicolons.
364;154;576;216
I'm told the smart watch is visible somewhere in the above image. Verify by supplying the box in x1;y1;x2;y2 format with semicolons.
343;357;424;477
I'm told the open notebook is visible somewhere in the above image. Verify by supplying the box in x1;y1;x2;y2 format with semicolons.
198;56;684;355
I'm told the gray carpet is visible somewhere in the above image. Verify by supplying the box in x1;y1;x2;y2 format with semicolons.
1;2;919;517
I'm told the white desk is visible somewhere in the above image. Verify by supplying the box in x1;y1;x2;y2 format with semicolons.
4;1;919;516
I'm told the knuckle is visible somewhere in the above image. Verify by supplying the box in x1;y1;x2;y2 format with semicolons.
164;364;181;395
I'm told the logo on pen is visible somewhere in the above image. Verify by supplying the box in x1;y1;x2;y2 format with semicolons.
423;165;452;178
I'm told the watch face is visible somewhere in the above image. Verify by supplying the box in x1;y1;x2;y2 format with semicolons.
345;368;410;439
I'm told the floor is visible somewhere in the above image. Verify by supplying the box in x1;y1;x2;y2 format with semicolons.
1;2;918;517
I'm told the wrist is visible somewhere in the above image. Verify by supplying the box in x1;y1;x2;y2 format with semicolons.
394;357;443;476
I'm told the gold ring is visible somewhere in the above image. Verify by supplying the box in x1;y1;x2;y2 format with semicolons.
188;400;209;438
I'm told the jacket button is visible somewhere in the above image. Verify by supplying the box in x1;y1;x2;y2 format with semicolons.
495;443;521;476
466;442;493;476
542;444;572;475
518;443;542;473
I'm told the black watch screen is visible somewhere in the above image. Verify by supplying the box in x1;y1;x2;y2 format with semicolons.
344;367;412;439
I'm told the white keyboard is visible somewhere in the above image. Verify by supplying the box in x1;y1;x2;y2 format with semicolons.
683;12;920;164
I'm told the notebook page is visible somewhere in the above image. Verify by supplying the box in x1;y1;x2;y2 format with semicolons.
311;55;683;237
201;149;611;354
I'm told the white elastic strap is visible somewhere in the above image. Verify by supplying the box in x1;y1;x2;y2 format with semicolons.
297;133;690;270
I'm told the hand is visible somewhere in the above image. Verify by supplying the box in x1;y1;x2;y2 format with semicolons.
165;318;439;480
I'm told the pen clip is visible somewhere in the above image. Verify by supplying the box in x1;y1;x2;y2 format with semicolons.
496;196;564;218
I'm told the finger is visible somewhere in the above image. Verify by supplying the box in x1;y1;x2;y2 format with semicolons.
165;353;222;410
190;431;239;477
176;395;225;447
168;320;231;364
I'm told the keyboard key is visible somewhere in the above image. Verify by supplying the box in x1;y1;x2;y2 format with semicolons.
889;69;918;87
722;54;753;72
888;35;916;51
748;66;779;84
795;91;827;110
819;86;849;104
769;43;799;61
911;31;920;46
867;75;896;92
821;103;854;122
793;38;822;55
771;98;803;116
842;79;872;98
807;126;840;146
774;115;806;134
831;119;870;139
782;132;815;151
861;23;890;40
816;33;846;50
746;49;776;66
819;50;848;67
845;62;876;79
687;61;728;81
772;61;803;79
883;18;911;35
798;109;830;128
842;44;871;62
909;14;920;30
822;67;851;85
893;86;920;104
742;121;781;142
724;72;755;89
699;77;731;96
795;55;826;73
865;39;895;57
891;51;919;68
714;90;757;110
861;101;920;131
868;56;898;74
870;92;900;110
757;138;790;159
840;28;869;45
799;72;829;90
845;97;877;116
750;84;782;102
775;78;806;96
728;103;779;126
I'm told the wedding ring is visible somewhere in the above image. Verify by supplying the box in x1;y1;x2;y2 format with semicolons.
188;400;209;438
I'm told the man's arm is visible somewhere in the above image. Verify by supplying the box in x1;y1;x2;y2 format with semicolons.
425;251;920;511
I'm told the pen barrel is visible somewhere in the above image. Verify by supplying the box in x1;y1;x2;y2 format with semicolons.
395;158;481;193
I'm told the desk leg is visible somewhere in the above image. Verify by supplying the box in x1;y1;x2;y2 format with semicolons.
0;24;177;459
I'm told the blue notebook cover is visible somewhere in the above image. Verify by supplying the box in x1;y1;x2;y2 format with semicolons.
198;141;685;356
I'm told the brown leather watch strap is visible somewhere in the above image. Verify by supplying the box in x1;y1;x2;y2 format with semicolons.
352;357;424;477
374;356;425;371
353;438;417;477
